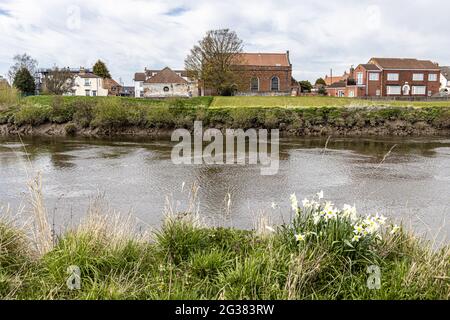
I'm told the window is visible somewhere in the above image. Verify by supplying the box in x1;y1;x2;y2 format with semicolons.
85;90;90;96
369;73;379;81
92;90;97;96
428;73;438;81
349;90;355;97
357;72;364;85
412;73;424;81
250;77;259;91
270;76;279;91
84;79;90;86
412;86;426;95
163;86;170;92
387;73;399;81
338;90;345;97
386;86;401;95
376;89;381;96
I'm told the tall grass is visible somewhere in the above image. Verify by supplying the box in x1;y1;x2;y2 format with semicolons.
0;86;21;108
0;176;448;300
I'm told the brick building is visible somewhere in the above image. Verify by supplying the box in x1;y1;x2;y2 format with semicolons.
328;58;441;98
230;52;294;96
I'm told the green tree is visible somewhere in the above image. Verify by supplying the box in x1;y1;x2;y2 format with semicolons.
299;80;313;93
185;29;244;96
93;60;111;79
315;78;326;86
13;67;35;95
8;53;38;83
318;86;328;96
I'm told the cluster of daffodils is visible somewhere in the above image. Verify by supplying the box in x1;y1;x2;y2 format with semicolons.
351;213;387;242
290;191;401;244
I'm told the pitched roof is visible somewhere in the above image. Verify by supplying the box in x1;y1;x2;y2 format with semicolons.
235;53;290;67
103;78;121;88
360;64;381;71
328;80;347;88
324;75;345;86
369;58;439;70
440;66;450;80
77;72;100;79
144;67;188;84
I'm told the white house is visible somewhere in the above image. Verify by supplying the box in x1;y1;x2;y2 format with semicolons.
133;67;198;98
440;66;450;93
73;69;108;96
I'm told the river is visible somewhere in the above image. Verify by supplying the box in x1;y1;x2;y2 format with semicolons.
0;136;449;242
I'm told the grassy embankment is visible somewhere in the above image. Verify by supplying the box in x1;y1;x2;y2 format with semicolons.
0;177;449;300
1;88;450;134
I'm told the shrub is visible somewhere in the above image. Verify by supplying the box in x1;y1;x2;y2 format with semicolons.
145;106;173;128
91;98;129;128
14;103;52;126
50;96;75;123
72;100;95;128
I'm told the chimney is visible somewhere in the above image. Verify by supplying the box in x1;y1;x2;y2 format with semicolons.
79;67;85;75
286;50;291;66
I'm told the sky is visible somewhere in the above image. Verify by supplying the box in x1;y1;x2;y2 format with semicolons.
0;0;449;86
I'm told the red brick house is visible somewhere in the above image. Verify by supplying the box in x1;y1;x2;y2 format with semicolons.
327;58;441;98
230;51;294;96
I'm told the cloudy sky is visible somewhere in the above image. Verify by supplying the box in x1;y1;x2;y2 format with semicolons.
0;0;449;85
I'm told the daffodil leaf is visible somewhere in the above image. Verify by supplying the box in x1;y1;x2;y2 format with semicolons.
344;240;354;248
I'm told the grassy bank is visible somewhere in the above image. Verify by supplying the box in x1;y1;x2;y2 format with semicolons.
0;91;450;135
0;178;448;300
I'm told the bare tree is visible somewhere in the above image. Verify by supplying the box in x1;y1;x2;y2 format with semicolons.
43;68;75;95
8;53;38;83
185;29;244;96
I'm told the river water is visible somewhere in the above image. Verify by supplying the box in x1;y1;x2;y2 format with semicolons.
0;136;449;242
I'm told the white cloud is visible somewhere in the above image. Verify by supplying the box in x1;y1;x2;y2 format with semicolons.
0;0;449;85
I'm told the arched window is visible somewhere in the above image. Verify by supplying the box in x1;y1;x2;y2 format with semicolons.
250;77;259;91
271;76;280;91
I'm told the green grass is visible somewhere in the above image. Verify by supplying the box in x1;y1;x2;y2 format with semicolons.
0;190;448;300
211;96;450;108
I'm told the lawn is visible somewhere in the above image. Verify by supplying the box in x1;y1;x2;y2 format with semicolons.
210;96;450;108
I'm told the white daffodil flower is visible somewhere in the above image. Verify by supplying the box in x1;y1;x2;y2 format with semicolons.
313;213;322;225
265;226;275;233
302;198;310;208
290;193;298;212
352;235;361;242
353;224;365;235
295;233;306;242
271;202;277;209
317;190;324;200
390;224;400;235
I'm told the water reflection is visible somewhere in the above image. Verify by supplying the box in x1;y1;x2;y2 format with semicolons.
0;135;449;242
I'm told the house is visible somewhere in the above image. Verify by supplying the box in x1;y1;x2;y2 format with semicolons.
36;67;93;94
103;78;122;96
440;66;450;93
327;58;441;98
134;67;198;98
229;51;293;96
73;68;108;96
324;71;350;86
